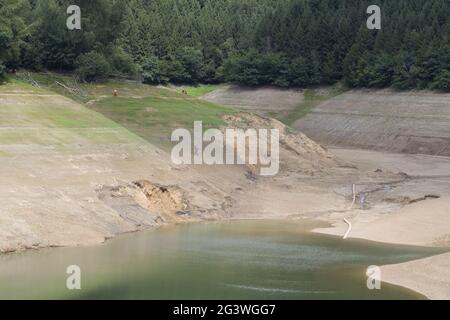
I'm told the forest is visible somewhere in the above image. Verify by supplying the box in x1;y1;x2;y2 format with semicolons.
1;0;449;90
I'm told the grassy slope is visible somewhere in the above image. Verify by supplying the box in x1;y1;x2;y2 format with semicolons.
0;79;141;145
13;72;346;150
88;89;236;150
15;73;237;150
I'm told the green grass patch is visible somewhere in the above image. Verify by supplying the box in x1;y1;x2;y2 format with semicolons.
12;72;184;103
2;75;231;147
178;84;224;97
0;79;45;94
89;95;237;149
276;84;347;126
25;72;74;87
83;81;183;99
0;79;144;145
27;106;119;129
0;128;141;145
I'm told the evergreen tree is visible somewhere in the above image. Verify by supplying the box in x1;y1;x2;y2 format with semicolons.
1;0;448;91
0;0;29;81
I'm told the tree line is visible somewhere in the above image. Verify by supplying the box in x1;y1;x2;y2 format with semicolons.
1;0;449;91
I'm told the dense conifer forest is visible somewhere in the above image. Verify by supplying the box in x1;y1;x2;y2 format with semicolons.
1;0;449;90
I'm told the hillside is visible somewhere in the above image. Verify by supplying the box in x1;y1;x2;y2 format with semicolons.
294;89;450;156
0;78;356;253
0;81;163;251
2;78;450;299
0;80;246;252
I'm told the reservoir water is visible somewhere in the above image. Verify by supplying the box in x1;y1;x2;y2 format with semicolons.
0;220;445;299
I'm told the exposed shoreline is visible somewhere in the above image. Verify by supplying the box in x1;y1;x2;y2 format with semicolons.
321;225;449;301
311;148;450;300
310;157;450;299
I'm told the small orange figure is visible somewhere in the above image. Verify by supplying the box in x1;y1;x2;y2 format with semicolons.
113;89;118;97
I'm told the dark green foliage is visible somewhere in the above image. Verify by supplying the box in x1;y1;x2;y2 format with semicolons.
1;0;449;91
431;70;450;91
171;47;205;84
108;47;138;77
75;51;111;82
18;0;136;77
0;0;30;80
141;56;167;84
0;63;6;82
223;50;289;86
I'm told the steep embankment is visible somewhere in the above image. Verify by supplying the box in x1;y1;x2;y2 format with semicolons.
83;83;356;220
0;82;158;251
294;89;450;156
0;81;234;252
0;79;353;253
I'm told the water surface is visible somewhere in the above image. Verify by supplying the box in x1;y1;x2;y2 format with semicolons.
0;220;445;299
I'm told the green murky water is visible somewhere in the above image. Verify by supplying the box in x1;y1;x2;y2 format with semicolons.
0;220;445;299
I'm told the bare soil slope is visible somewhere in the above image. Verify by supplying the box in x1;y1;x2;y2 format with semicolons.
0;82;233;252
294;89;450;156
0;81;355;253
202;85;304;115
